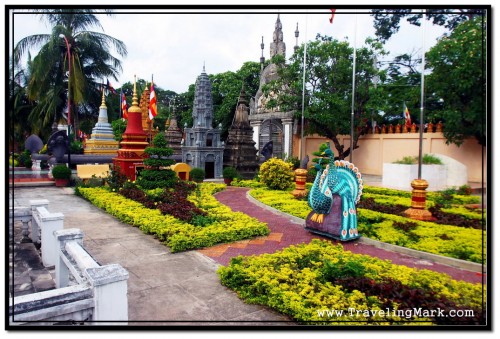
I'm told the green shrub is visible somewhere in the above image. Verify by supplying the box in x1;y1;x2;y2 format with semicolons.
285;155;300;170
51;164;72;179
457;184;473;196
259;157;294;190
77;184;269;252
18;150;32;168
9;156;19;167
70;141;83;154
111;119;127;142
223;166;238;179
218;240;484;324
393;154;443;165
422;154;443;164
106;165;129;190
190;168;205;183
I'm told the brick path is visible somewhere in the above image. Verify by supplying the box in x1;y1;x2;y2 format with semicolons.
199;186;484;284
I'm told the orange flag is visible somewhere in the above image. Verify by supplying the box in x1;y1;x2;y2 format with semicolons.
149;81;157;120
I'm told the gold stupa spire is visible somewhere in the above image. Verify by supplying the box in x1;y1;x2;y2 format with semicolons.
129;75;141;113
99;86;107;109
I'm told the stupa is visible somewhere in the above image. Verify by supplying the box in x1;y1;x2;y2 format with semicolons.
113;77;149;180
223;84;258;179
181;66;224;179
84;88;119;155
165;114;183;159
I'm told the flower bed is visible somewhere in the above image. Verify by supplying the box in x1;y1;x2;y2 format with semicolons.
218;240;485;325
248;187;485;264
76;183;269;252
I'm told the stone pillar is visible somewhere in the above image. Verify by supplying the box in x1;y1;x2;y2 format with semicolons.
251;121;261;154
34;206;64;267
283;118;293;158
291;168;308;199
86;264;129;322
29;199;49;244
404;179;433;221
54;228;84;288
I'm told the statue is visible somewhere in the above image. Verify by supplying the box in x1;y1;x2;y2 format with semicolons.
261;140;273;160
305;143;363;241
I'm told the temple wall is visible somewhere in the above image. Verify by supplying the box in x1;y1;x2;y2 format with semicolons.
293;133;486;183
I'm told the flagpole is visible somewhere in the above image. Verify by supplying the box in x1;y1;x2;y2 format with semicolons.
418;10;426;179
119;89;122;120
350;10;357;163
300;12;308;162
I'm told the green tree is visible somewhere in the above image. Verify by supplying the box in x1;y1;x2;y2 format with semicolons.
267;35;386;159
9;55;40;149
371;8;485;42
210;61;261;139
136;133;177;190
426;16;486;146
13;9;127;137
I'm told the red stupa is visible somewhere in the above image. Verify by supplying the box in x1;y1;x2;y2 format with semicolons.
113;76;149;180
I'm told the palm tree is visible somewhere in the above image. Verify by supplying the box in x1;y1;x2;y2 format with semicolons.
13;9;127;138
9;54;38;150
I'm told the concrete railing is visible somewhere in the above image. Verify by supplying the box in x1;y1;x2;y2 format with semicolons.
9;204;129;325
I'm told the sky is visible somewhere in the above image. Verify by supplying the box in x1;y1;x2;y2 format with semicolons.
8;6;449;94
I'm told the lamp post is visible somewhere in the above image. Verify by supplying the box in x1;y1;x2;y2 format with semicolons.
59;34;71;168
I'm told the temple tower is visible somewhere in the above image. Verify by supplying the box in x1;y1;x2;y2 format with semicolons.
113;77;149;180
223;84;258;178
270;14;286;58
249;14;295;160
84;88;120;155
181;66;224;179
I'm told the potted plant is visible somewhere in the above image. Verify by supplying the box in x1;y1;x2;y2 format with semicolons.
223;166;238;186
51;164;72;187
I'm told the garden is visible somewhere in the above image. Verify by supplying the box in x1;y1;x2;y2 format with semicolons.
242;182;485;264
74;145;486;326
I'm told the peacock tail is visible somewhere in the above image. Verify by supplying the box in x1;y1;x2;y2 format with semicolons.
333;160;363;204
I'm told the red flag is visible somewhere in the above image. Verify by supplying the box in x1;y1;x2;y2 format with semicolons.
106;79;117;94
329;9;336;23
121;90;128;120
149;81;157;120
404;104;412;128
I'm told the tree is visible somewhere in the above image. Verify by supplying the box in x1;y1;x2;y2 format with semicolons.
9;55;41;149
210;61;261;139
135;133;177;190
426;16;486;146
13;9;127;138
266;35;386;160
371;8;485;42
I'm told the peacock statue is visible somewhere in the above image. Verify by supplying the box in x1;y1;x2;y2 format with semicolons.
306;143;363;241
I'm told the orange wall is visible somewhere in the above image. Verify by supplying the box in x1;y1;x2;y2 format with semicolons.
293;133;486;183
